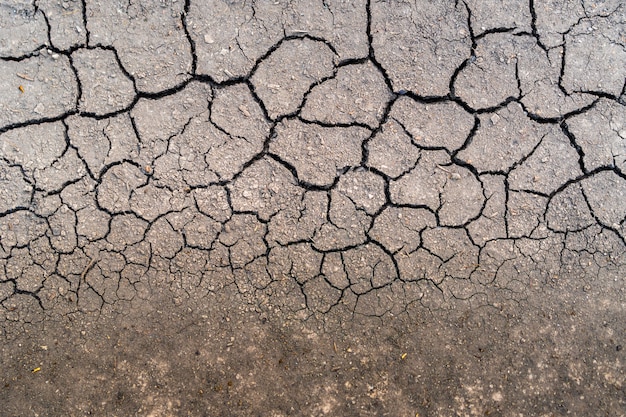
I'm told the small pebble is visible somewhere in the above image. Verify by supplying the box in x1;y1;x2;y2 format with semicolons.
34;103;45;114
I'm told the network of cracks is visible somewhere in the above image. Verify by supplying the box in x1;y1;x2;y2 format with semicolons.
0;0;625;322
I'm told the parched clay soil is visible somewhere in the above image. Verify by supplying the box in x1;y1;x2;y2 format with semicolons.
1;0;625;416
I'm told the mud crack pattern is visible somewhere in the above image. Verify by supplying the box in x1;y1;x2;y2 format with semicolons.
0;0;625;321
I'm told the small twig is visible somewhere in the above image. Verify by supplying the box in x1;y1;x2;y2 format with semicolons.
80;258;97;281
436;164;462;180
436;164;453;174
16;73;34;81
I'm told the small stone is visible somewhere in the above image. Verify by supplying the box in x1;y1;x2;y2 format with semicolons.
238;105;250;117
204;34;214;44
34;103;45;114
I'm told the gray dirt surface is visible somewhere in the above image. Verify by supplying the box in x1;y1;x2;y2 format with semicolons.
1;0;625;416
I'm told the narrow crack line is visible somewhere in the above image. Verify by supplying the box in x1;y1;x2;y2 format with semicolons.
192;72;246;87
514;59;522;99
520;98;596;124
182;0;197;75
0;45;48;61
451;115;480;158
560;120;587;174
312;237;373;255
364;0;395;94
206;98;252;145
293;67;345;123
296;116;372;131
0;280;16;304
244;79;272;122
134;78;194;100
579;186;626;246
66;49;82;113
336;57;369;68
370;239;402;283
0;206;34;219
0;112;78;135
226;124;276;185
502;176;511;237
448;50;474;107
100;44;138;90
80;0;90;45
393;118;451;154
462;0;476;49
528;0;548;52
265;153;336;192
71;75;195;122
440;4;476;109
510;188;550;198
38;6;53;49
401;90;450;104
473;96;519;114
247;34;339;82
475;27;517;40
557;39;569;95
361;96;397;166
547;165;624;201
97;158;144;180
12;288;44;310
78;102;138;120
570;89;619;101
506;133;546;174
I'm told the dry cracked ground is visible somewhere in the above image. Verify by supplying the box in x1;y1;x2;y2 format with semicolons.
0;0;625;416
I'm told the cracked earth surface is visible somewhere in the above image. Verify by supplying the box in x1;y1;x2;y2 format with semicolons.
1;0;625;416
